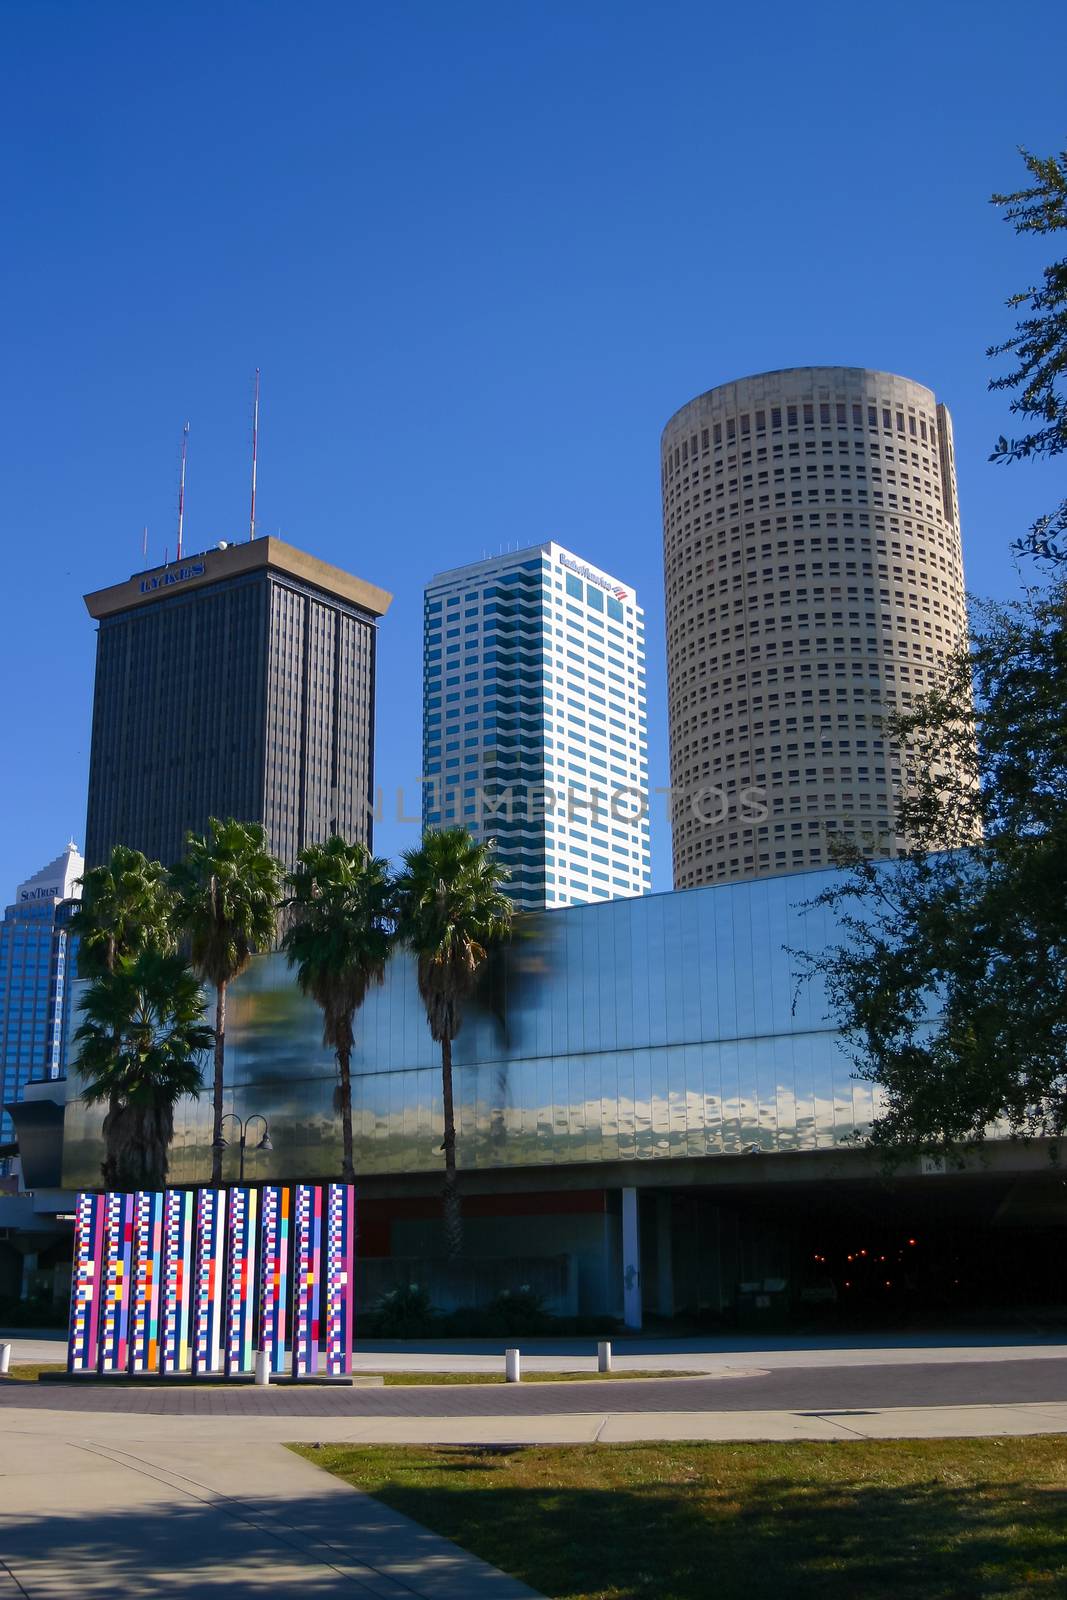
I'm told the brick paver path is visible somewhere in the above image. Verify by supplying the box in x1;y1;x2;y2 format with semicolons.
3;1358;1065;1416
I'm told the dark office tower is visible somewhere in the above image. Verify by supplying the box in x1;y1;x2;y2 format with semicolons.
83;538;392;870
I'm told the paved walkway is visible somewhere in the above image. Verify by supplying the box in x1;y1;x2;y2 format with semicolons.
3;1356;1066;1416
0;1412;541;1598
6;1326;1066;1372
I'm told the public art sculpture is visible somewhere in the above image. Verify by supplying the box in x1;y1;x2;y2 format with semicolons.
68;1182;355;1379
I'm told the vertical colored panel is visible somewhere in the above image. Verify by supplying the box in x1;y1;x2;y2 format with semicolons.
224;1186;259;1376
258;1184;291;1374
293;1183;323;1378
68;1190;105;1373
192;1188;226;1375
161;1188;194;1374
98;1192;135;1373
130;1190;164;1374
325;1184;356;1377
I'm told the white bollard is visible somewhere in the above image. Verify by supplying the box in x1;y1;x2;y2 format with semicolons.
597;1339;612;1373
505;1347;521;1383
0;1343;11;1375
254;1349;270;1386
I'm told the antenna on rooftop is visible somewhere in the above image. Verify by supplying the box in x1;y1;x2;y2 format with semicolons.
249;368;260;541
176;422;189;561
142;524;148;570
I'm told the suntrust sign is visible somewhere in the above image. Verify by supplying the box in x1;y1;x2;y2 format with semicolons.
139;561;206;595
558;552;627;603
20;885;60;902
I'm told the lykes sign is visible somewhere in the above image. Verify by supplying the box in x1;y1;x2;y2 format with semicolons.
139;561;206;595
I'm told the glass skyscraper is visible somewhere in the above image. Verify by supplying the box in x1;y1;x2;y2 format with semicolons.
423;541;650;910
0;843;82;1144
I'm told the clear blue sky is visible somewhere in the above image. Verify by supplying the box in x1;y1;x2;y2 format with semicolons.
2;0;1064;898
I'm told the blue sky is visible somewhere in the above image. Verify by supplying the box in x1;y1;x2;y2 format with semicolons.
2;0;1064;898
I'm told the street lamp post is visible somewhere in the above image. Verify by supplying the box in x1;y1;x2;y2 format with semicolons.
213;1113;273;1183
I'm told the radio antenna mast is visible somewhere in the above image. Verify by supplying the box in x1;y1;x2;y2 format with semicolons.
176;422;189;561
142;524;148;570
249;369;260;540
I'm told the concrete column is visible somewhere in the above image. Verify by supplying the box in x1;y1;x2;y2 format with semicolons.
19;1251;38;1301
656;1193;675;1318
621;1187;642;1330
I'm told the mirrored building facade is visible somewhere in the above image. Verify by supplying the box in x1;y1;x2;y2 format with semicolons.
61;868;1063;1321
63;868;871;1187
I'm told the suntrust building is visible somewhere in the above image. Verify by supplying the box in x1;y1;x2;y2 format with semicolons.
62;869;1065;1325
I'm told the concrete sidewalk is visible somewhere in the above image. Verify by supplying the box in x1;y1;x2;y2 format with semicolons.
0;1413;542;1599
3;1390;1065;1595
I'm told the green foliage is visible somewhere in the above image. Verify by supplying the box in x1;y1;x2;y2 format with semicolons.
74;948;212;1187
282;836;395;1179
361;1282;436;1338
393;828;512;1046
988;145;1067;563
0;1292;68;1328
472;1286;553;1335
72;845;176;978
357;1283;597;1339
393;828;512;1255
796;584;1067;1152
170;817;282;1182
170;817;282;990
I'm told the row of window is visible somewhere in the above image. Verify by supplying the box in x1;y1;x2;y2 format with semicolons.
663;398;942;477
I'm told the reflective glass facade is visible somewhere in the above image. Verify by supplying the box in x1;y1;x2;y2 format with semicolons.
63;869;877;1188
423;542;650;911
1;845;82;1144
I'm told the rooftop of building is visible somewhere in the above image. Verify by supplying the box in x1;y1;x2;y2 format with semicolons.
427;539;637;605
84;535;393;622
10;842;83;911
662;365;943;434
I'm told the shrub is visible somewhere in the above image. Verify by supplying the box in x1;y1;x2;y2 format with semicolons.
359;1283;437;1338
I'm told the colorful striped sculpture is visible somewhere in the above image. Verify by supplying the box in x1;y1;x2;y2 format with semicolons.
67;1184;354;1380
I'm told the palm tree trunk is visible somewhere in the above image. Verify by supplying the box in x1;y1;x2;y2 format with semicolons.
338;1044;355;1182
440;1033;461;1257
102;1095;120;1189
210;979;226;1185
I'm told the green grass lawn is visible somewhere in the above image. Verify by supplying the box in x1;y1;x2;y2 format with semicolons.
293;1438;1067;1600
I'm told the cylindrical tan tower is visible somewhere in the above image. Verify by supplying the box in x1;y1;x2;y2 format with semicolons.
661;367;968;887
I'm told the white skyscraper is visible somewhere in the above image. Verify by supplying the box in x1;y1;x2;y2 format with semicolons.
423;542;650;910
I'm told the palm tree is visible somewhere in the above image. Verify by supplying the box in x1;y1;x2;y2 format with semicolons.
281;836;395;1181
72;845;176;978
170;818;282;1184
70;845;177;1167
393;828;512;1255
75;949;213;1189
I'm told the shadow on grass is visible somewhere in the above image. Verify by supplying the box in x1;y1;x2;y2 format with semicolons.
322;1445;1067;1600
